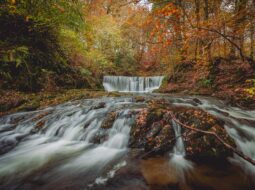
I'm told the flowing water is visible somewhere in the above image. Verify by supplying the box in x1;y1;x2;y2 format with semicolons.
0;93;255;189
103;76;164;92
0;97;139;189
169;120;193;182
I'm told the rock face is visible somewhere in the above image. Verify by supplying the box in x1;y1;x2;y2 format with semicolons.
129;108;176;155
129;99;235;158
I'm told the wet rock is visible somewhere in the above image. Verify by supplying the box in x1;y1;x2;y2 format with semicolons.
134;96;145;102
18;101;40;112
130;101;235;158
0;133;28;155
193;98;202;105
93;102;106;109
101;111;118;129
94;158;147;190
145;122;162;139
146;109;165;124
91;129;109;144
129;109;175;156
32;111;52;122
0;124;16;133
148;124;175;154
30;120;47;134
10;115;27;124
169;108;233;157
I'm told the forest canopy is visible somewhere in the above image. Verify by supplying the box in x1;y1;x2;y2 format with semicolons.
0;0;254;92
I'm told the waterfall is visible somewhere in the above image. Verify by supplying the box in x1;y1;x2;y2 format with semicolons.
169;120;193;181
172;120;186;155
0;96;255;189
103;76;164;93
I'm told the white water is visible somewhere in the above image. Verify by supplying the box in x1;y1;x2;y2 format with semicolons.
169;120;193;181
0;95;254;189
103;76;164;93
0;98;137;188
172;120;186;155
170;96;255;176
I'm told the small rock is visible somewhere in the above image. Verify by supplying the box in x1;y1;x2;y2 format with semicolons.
93;102;106;109
193;98;202;105
134;96;145;102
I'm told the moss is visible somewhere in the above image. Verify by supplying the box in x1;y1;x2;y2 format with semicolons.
17;100;40;112
0;89;121;116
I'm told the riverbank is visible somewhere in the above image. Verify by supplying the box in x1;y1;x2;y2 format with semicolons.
1;86;254;118
158;57;255;109
0;89;125;117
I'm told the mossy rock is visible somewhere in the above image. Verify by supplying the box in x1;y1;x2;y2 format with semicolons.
134;96;145;102
130;101;236;158
17;101;40;112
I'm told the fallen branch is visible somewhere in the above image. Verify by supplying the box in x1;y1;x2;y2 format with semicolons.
169;112;255;166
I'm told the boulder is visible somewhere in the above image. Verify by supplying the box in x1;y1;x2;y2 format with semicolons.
129;101;235;158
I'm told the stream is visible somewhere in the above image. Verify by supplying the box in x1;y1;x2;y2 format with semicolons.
0;76;254;190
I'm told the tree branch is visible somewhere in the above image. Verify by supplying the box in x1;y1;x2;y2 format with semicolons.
169;112;255;166
179;5;246;60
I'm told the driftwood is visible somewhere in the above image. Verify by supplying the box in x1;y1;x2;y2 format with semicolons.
169;112;255;166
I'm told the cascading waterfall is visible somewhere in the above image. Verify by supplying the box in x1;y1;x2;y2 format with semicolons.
172;120;186;155
103;76;164;93
169;120;193;181
0;98;138;189
0;96;255;189
171;97;255;176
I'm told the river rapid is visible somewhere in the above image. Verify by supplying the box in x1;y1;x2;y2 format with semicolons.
0;76;254;190
0;94;254;190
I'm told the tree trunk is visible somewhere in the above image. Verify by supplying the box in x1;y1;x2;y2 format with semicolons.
251;21;254;59
203;0;211;62
194;0;201;61
175;0;185;60
204;0;209;20
250;1;255;60
230;0;248;58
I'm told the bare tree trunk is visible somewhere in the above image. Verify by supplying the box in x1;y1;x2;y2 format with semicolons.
194;0;201;61
175;0;185;60
203;0;212;62
251;20;254;59
230;0;248;58
204;0;209;20
250;1;255;59
223;17;227;57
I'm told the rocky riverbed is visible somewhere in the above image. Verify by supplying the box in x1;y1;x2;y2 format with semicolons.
0;95;254;190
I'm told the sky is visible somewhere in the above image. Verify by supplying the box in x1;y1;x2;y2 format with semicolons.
138;0;153;11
